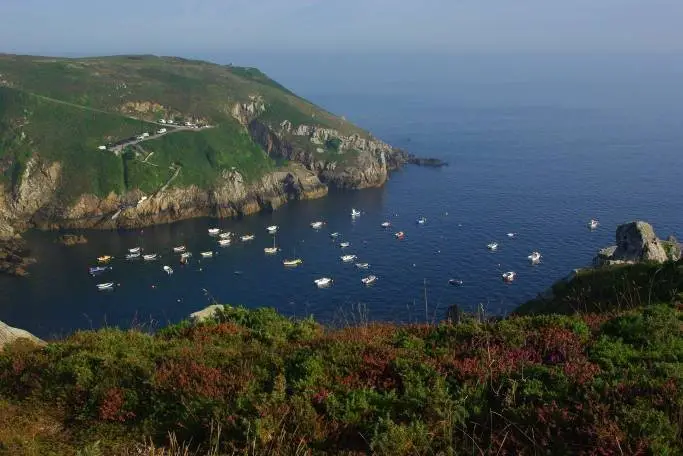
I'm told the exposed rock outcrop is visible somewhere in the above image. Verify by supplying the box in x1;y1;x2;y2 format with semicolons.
0;236;35;276
594;221;677;266
56;234;88;246
0;320;43;350
190;305;224;323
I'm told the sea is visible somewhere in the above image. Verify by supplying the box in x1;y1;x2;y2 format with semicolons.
2;53;682;339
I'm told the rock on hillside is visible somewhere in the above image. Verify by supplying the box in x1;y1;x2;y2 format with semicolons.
594;221;680;266
0;320;43;350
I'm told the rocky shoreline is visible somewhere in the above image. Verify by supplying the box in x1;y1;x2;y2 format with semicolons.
0;237;36;277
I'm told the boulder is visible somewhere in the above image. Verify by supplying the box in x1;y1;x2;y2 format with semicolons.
189;304;224;323
663;235;682;261
0;320;43;350
594;221;670;266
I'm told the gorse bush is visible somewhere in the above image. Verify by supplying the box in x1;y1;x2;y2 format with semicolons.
0;302;681;455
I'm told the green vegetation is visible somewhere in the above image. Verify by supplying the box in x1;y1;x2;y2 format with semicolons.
0;54;369;205
1;261;682;455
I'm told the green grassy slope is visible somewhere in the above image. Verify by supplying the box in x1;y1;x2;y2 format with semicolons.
0;54;368;204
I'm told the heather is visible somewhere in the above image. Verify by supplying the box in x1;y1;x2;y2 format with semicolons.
0;298;681;455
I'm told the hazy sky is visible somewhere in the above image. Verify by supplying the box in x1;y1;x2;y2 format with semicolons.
1;0;682;55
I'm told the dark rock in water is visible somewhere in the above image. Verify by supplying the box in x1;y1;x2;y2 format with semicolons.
594;221;672;266
56;234;88;246
0;237;36;277
407;156;448;167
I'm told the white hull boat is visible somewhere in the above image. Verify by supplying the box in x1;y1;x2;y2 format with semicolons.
264;247;280;255
143;254;158;261
283;258;303;267
341;254;357;263
340;242;350;248
395;231;405;239
163;265;174;275
355;263;370;269
219;232;232;239
218;239;231;247
173;246;186;253
330;232;341;238
417;217;426;225
266;225;278;233
528;251;542;264
310;221;324;229
314;277;333;288
361;275;377;286
381;221;391;228
588;219;600;230
180;252;192;259
487;242;498;251
126;253;141;260
449;279;464;287
128;247;141;254
351;209;361;217
507;233;516;239
200;251;214;258
208;228;220;235
241;234;255;242
502;271;516;283
97;282;115;291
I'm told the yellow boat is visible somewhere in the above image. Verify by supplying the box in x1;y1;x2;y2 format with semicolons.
97;255;113;263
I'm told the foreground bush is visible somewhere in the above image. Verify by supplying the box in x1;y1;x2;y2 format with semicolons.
0;303;681;455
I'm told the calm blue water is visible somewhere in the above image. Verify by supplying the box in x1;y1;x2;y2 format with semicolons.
2;54;682;339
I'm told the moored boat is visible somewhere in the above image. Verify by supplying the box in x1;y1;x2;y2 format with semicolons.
417;217;427;225
507;232;516;238
528;251;542;264
97;255;113;263
173;245;186;253
449;279;464;287
89;266;110;275
395;231;405;239
218;239;231;247
266;225;278;233
219;232;232;239
128;247;141;254
487;242;498;251
588;219;600;230
208;228;220;235
96;282;115;291
355;263;370;269
502;271;516;283
314;277;333;288
340;242;350;248
341;254;357;263
180;252;192;259
330;232;341;238
264;247;280;255
241;234;255;242
361;275;378;285
143;253;158;261
351;208;361;217
200;251;214;258
163;265;173;275
283;258;303;267
126;252;141;260
381;221;391;228
310;221;324;229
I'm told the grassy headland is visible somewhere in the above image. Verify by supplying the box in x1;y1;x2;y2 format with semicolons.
1;260;682;455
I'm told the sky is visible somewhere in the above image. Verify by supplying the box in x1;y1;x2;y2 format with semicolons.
1;0;682;56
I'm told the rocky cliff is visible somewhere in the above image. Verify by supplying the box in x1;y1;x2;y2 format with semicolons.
594;221;681;266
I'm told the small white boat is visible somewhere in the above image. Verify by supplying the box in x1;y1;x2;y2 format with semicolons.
361;275;378;285
266;225;278;233
395;231;405;239
180;252;192;259
588;219;600;230
218;239;231;247
341;254;357;263
163;265;174;275
507;233;516;238
89;266;109;275
200;251;214;258
449;279;464;287
219;232;232;239
351;209;361;217
310;221;324;229
96;282;115;291
208;228;220;235
528;251;542;264
417;217;427;225
173;246;186;253
264;247;280;255
314;277;333;288
330;232;341;238
241;234;255;242
487;242;498;251
126;253;141;260
381;221;391;228
283;258;303;267
340;242;350;248
502;271;516;283
143;254;158;261
355;263;370;269
128;247;141;254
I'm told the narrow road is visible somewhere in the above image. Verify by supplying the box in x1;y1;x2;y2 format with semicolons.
109;125;213;155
